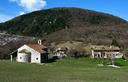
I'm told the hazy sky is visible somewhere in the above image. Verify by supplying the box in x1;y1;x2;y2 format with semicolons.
0;0;128;22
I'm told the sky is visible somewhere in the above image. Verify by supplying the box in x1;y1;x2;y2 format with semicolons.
0;0;128;22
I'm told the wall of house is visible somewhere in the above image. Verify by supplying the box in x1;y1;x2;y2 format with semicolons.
31;51;41;63
17;53;31;62
17;45;41;64
54;50;67;58
92;50;122;58
92;51;102;58
115;53;123;58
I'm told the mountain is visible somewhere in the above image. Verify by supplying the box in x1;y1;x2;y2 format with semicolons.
0;7;128;59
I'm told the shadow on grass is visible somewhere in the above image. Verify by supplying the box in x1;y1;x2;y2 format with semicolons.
47;56;59;63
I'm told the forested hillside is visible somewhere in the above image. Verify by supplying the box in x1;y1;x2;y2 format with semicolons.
0;8;127;37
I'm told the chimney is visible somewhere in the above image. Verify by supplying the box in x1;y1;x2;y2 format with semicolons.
38;39;42;45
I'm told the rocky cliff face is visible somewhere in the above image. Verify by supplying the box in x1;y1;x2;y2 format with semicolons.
0;32;36;59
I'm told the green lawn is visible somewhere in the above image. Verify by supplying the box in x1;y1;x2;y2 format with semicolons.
0;58;128;82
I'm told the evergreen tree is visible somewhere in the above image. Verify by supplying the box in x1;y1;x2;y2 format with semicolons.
111;39;120;47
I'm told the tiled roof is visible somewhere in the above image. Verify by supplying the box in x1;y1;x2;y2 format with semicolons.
92;46;120;51
27;44;47;53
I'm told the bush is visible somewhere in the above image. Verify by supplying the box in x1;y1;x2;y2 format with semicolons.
67;49;89;58
114;59;128;66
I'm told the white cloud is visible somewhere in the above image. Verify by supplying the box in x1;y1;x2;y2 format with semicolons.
0;0;47;23
0;13;13;23
10;0;47;12
19;11;25;15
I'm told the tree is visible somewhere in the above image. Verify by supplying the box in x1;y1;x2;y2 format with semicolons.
111;39;120;47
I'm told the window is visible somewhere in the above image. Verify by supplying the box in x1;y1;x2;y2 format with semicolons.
36;58;38;60
112;54;116;58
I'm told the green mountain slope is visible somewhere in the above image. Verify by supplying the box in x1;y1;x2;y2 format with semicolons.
0;7;127;37
0;7;128;46
0;7;128;59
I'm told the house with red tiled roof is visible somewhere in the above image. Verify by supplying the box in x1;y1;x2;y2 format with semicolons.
16;40;48;63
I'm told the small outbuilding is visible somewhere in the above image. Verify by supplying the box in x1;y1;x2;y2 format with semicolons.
11;40;48;64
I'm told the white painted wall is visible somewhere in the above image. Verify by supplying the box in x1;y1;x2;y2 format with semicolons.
17;45;41;63
17;53;30;62
92;50;123;58
91;50;94;58
54;51;67;58
31;51;41;63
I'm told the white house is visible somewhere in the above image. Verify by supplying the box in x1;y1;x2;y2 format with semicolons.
54;48;67;58
91;46;123;58
12;40;48;64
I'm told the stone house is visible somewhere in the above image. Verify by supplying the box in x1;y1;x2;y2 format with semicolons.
91;46;123;58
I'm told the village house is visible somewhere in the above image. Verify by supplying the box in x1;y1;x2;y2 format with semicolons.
11;40;48;64
54;47;68;58
91;46;123;58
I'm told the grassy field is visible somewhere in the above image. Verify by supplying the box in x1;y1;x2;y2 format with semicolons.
0;58;128;82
